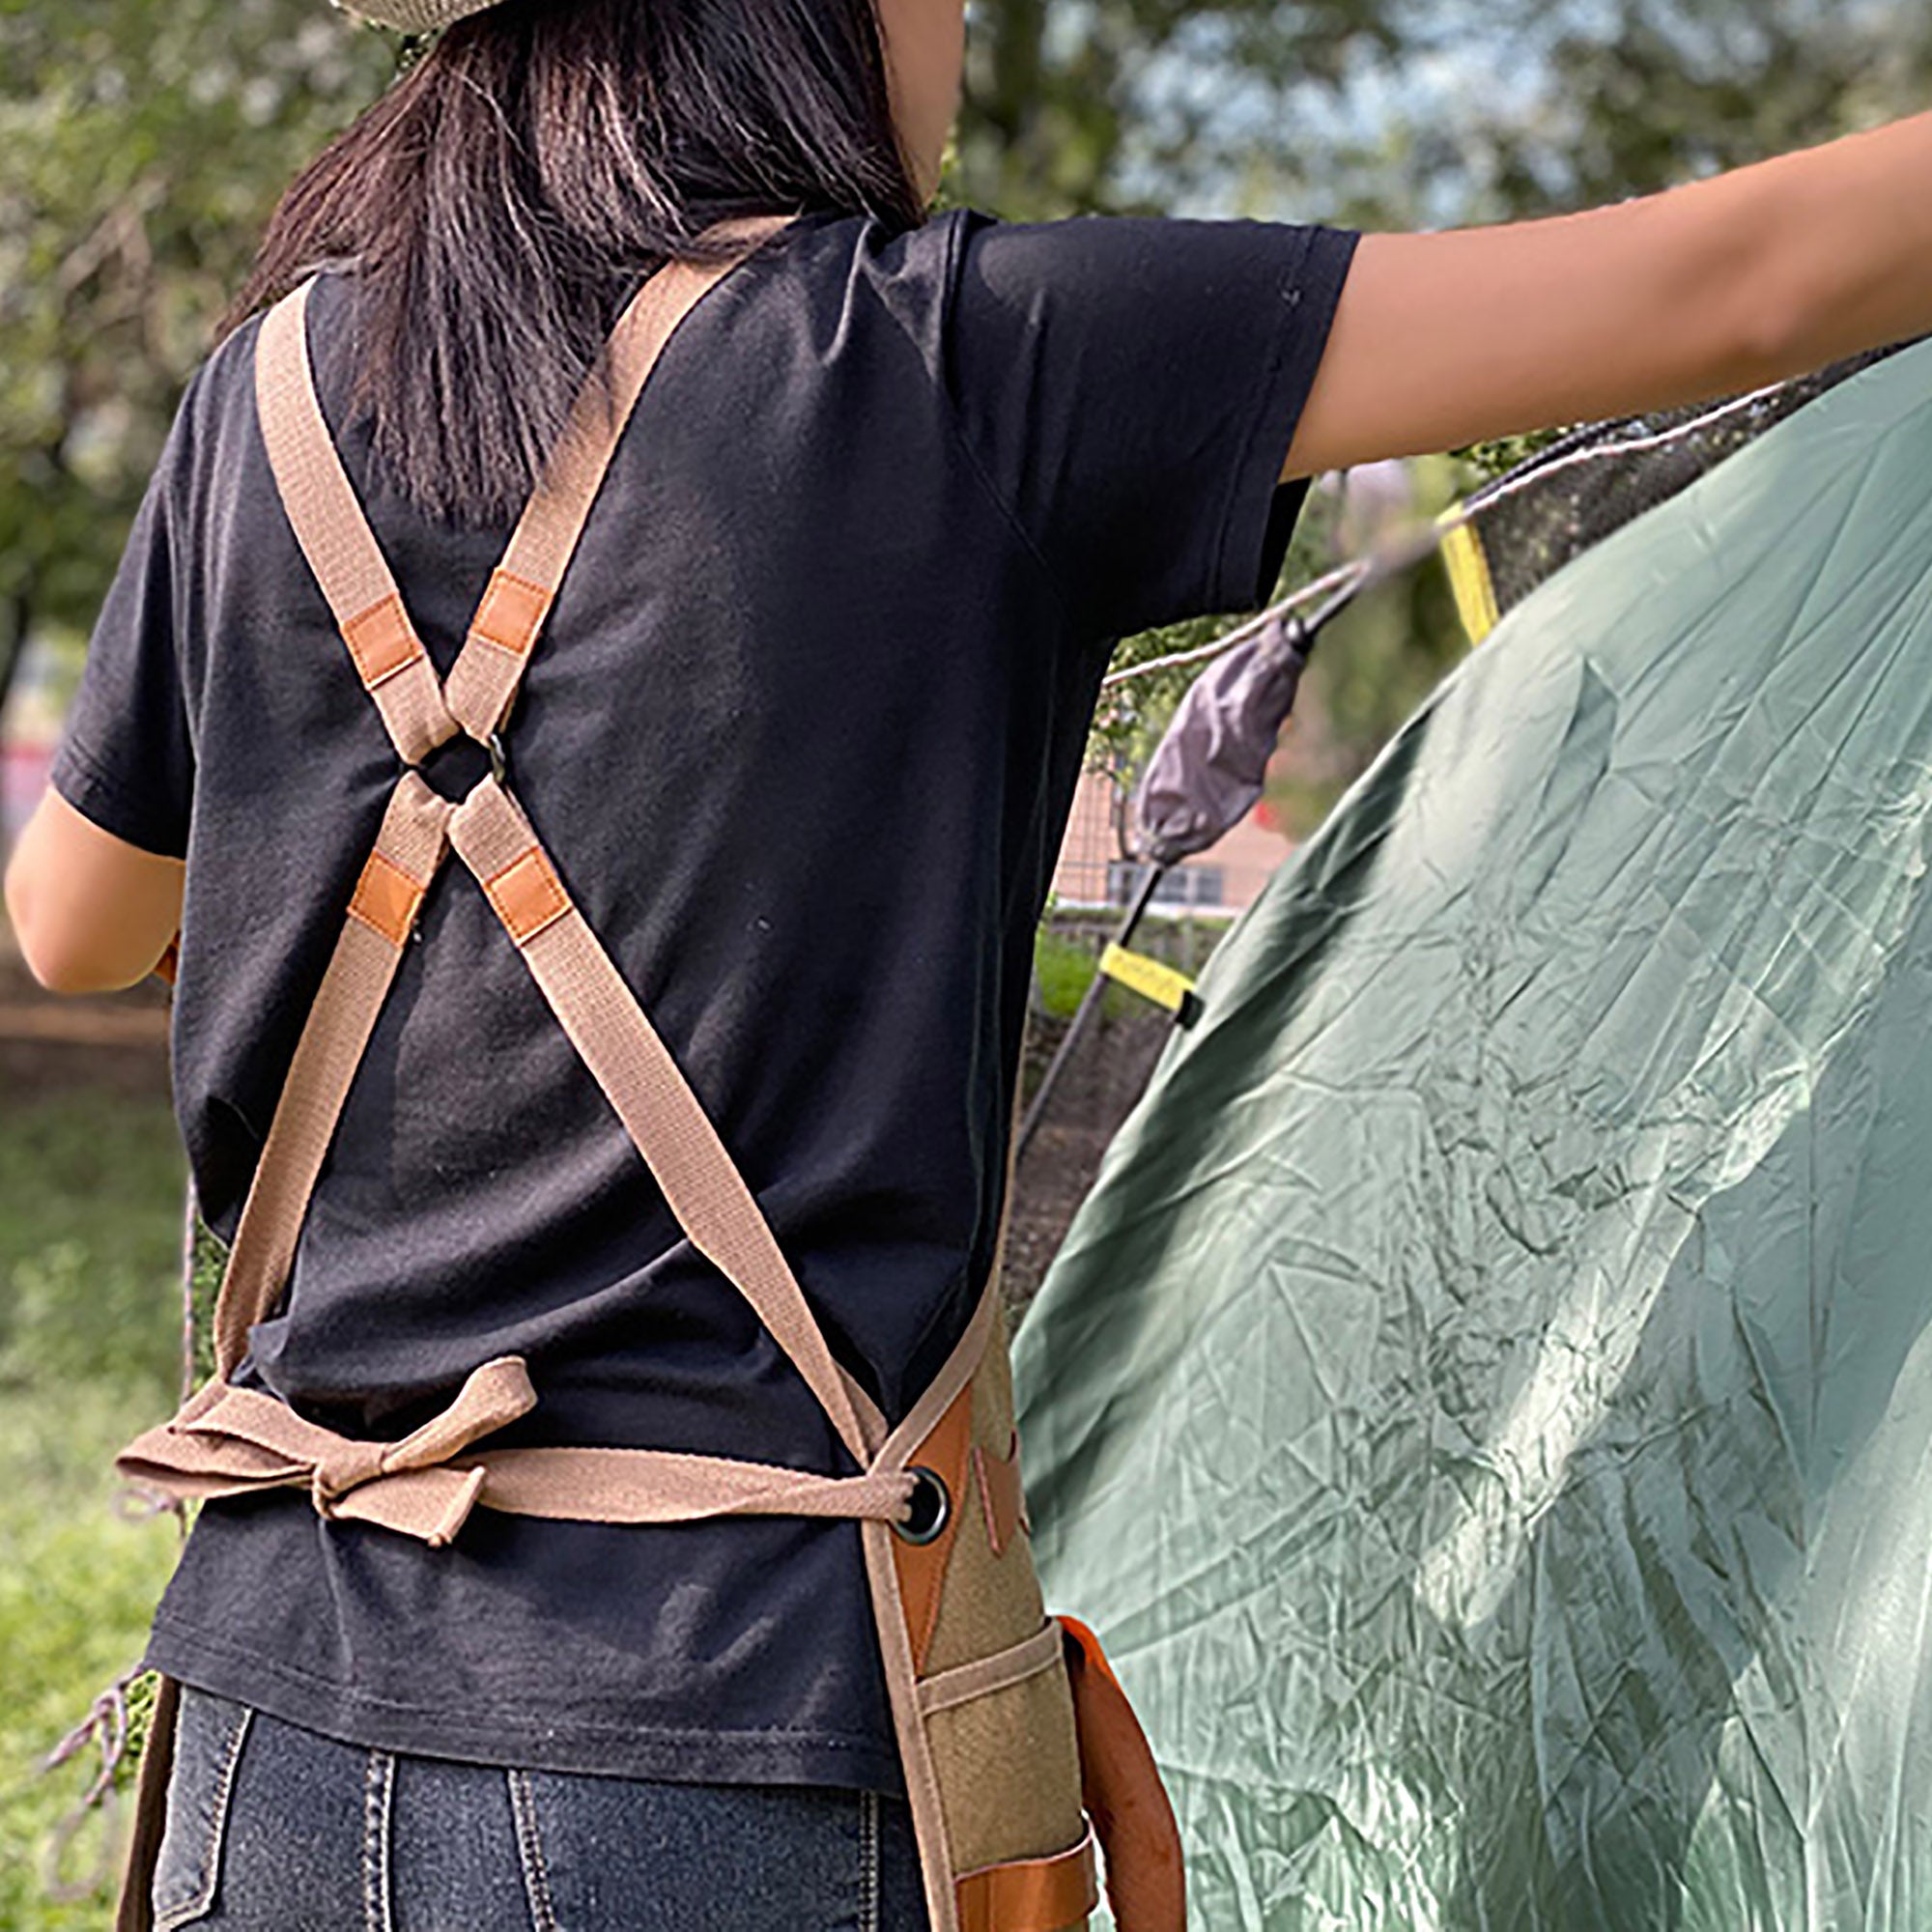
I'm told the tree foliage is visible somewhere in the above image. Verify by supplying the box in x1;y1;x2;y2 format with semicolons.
6;0;1932;792
0;0;392;701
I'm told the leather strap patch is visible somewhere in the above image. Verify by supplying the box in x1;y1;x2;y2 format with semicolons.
972;1428;1027;1558
1059;1616;1187;1929
469;568;554;660
484;846;570;947
891;1378;976;1674
955;1824;1100;1932
348;849;427;947
341;593;422;689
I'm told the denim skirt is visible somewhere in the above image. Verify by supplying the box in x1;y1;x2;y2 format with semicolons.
151;1684;931;1930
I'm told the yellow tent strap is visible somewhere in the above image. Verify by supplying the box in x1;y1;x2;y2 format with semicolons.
1100;942;1198;1018
1439;517;1501;644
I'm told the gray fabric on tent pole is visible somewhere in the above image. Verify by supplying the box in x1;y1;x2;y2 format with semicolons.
1130;612;1309;867
1015;338;1932;1930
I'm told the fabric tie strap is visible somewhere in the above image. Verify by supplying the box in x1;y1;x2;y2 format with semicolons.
117;1356;921;1545
116;1356;538;1548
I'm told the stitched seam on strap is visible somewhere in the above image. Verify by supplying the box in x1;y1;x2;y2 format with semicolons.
347;851;425;948
507;1768;558;1932
471;570;554;658
917;1621;1065;1718
361;1749;394;1932
483;848;570;947
341;594;421;689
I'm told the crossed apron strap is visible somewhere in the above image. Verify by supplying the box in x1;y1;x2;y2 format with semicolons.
187;208;887;1476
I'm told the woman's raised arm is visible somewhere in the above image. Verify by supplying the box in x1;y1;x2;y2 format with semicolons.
1284;108;1932;481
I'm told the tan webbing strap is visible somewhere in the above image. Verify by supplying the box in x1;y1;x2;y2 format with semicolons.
213;774;454;1377
255;285;459;767
118;1367;916;1542
121;1354;536;1548
440;212;799;743
445;774;882;1465
475;1443;910;1524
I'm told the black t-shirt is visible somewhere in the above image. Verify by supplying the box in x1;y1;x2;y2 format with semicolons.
53;203;1358;1789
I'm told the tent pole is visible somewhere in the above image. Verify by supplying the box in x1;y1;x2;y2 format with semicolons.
1017;861;1165;1166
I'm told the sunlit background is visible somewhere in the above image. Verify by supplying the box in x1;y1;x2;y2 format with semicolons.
3;2;1929;1918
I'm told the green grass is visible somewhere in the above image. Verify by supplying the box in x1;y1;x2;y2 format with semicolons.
1033;927;1100;1018
0;1093;187;1929
1034;913;1238;1026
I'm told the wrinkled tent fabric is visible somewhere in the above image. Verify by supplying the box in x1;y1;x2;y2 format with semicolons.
1014;338;1932;1931
1132;611;1310;866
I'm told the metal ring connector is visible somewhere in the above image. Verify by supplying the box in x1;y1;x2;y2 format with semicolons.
487;730;509;786
894;1466;952;1547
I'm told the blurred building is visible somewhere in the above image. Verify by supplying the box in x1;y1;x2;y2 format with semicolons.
1049;766;1293;914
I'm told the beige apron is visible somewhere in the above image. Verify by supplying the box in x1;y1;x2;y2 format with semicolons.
111;213;1181;1932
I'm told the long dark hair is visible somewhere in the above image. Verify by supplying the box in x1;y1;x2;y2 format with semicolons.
225;0;924;525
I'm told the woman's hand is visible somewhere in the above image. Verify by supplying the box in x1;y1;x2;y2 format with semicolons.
1284;108;1932;480
4;785;184;994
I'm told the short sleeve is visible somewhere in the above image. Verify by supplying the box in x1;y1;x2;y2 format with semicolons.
942;210;1358;642
48;392;197;860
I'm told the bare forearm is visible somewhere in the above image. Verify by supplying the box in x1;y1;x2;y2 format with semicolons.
1287;107;1932;478
1742;108;1932;377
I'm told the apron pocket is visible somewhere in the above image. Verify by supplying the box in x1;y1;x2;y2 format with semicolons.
918;1619;1090;1887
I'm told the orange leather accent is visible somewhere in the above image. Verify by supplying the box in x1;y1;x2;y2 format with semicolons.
483;847;570;947
890;1377;975;1673
469;568;554;659
973;1428;1027;1558
1057;1618;1185;1931
348;850;426;948
341;594;421;688
152;935;182;986
955;1825;1100;1932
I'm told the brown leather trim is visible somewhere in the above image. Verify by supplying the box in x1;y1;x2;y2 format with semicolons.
955;1824;1099;1932
469;567;554;660
347;849;427;948
483;846;570;947
341;593;422;688
972;1427;1026;1558
891;1377;975;1673
115;1672;179;1932
1058;1617;1187;1930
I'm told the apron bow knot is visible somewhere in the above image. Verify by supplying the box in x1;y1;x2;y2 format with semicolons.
117;1355;538;1549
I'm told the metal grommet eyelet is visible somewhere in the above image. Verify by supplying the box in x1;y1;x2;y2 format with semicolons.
894;1466;952;1547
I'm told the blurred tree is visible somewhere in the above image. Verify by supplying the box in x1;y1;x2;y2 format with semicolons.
7;0;1932;777
951;0;1400;217
1006;0;1932;843
0;0;392;717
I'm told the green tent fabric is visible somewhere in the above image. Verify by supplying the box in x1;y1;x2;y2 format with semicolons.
1013;338;1932;1931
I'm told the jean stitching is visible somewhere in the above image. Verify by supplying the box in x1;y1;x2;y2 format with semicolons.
361;1751;394;1932
155;1700;253;1932
862;1790;880;1932
507;1768;558;1932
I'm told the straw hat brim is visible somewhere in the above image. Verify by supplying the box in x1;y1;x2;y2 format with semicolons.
333;0;502;32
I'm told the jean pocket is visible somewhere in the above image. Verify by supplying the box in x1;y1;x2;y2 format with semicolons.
153;1684;253;1930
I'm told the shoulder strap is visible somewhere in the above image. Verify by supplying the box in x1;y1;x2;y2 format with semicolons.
217;211;885;1464
255;286;458;766
444;772;881;1460
256;216;787;759
440;243;766;741
211;773;453;1378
